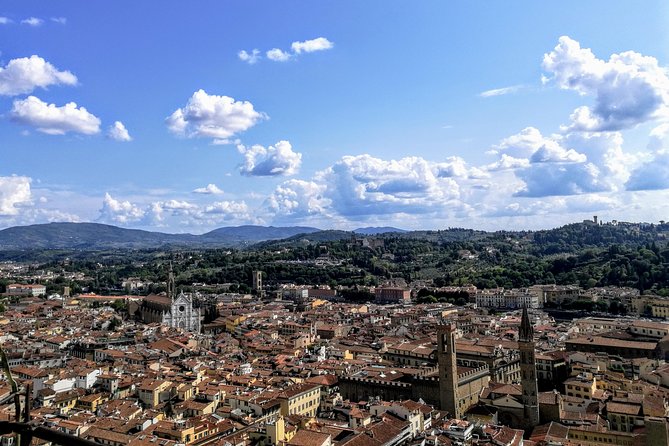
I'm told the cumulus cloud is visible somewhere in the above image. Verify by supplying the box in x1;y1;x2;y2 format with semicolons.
529;142;586;163
435;156;489;179
238;140;302;176
238;49;260;64
10;96;101;135
149;199;198;223
266;48;292;62
266;179;329;218
291;37;334;54
21;17;43;26
166;89;266;142
485;127;630;198
318;154;460;217
479;85;522;98
193;184;224;195
627;124;669;191
0;55;77;96
98;193;145;224
543;36;669;131
0;176;32;216
107;121;132;142
485;154;531;171
514;162;608;197
204;200;249;215
0;17;11;24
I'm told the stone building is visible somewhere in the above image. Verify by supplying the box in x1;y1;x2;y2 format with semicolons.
519;305;540;430
139;265;201;332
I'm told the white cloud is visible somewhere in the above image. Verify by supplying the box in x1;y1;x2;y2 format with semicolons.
291;37;334;54
98;193;145;224
238;49;260;64
529;142;586;163
149;199;198;223
266;179;329;219
193;184;224;195
202;201;251;223
0;17;12;24
435;156;489;179
485;154;531;171
50;17;67;24
627;124;669;191
543;36;669;131
10;96;101;135
0;55;77;96
479;85;522;98
486;127;630;198
21;17;43;26
490;127;554;158
166;89;266;142
514;162;608;197
238;140;302;176
0;176;32;216
107;121;132;142
318;154;461;217
647;123;669;151
266;48;292;62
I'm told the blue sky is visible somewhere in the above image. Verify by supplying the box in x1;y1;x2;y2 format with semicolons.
2;1;669;232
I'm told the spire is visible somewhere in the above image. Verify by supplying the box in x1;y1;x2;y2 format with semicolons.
519;305;533;342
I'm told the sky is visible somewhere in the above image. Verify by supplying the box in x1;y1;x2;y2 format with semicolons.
2;1;669;233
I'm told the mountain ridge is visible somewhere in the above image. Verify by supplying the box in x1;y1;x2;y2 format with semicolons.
0;222;321;250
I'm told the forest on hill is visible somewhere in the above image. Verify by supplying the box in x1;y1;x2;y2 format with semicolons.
2;221;669;297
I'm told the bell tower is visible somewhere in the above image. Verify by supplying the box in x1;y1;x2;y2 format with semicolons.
519;306;540;429
167;262;175;302
438;323;460;418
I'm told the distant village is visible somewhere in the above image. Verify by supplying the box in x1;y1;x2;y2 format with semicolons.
2;262;669;446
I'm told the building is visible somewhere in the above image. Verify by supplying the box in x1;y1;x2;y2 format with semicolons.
475;288;540;309
438;324;460;417
375;287;411;304
276;382;321;417
138;265;201;332
252;270;263;296
6;283;46;297
519;306;540;430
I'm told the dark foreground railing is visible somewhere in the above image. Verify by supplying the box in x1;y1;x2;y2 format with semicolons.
0;421;102;446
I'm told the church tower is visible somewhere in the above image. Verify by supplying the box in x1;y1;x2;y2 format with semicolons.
519;306;540;429
438;324;460;418
167;262;175;302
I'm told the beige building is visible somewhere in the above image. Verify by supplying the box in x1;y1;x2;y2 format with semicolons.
277;382;321;417
138;379;173;408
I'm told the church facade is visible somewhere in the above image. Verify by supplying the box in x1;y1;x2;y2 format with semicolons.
139;265;201;332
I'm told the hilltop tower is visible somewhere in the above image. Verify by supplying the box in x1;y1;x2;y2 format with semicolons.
438;323;460;418
519;306;540;429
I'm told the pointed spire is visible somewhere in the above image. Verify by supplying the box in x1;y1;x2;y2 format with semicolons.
519;304;534;342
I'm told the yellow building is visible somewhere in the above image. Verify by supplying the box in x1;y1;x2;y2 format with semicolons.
76;393;108;412
225;315;247;332
53;389;82;414
277;382;321;417
564;374;597;399
138;379;173;408
567;425;639;445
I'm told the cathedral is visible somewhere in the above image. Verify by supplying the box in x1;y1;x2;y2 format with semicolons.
139;265;201;332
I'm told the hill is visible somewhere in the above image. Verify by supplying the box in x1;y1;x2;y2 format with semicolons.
0;222;321;250
354;227;407;235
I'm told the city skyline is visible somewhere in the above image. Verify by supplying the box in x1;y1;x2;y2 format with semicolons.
2;1;669;233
